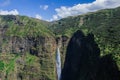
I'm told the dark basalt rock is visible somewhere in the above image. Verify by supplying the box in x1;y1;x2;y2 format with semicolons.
61;30;120;80
96;54;120;80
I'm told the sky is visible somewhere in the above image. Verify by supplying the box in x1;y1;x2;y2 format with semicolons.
0;0;120;21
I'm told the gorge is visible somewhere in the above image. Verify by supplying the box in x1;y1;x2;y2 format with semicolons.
0;6;120;80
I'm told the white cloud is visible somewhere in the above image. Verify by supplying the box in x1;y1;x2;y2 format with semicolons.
0;9;19;15
35;14;42;20
51;0;120;21
0;0;10;7
53;15;59;20
40;5;49;10
49;15;59;21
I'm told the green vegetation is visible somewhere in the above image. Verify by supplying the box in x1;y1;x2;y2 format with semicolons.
0;52;56;80
0;53;19;80
0;15;54;37
50;6;120;68
0;6;120;80
0;15;56;80
0;61;4;70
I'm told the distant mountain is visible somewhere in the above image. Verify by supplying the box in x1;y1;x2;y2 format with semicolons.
50;6;120;37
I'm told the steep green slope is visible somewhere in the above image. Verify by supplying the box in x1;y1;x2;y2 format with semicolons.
50;7;120;68
0;15;53;37
50;7;120;36
0;15;56;80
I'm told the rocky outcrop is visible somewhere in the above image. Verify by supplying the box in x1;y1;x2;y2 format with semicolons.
0;35;57;80
0;15;57;80
61;30;120;80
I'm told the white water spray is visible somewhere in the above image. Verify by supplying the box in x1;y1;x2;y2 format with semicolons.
56;47;61;80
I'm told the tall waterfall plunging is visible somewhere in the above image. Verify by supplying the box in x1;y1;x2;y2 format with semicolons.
56;47;61;80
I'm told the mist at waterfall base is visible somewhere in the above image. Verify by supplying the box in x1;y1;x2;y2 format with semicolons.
56;48;61;80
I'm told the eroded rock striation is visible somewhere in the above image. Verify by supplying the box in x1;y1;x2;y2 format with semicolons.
0;15;57;80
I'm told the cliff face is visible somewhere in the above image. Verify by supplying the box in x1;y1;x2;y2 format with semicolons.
61;30;120;80
0;6;120;80
56;35;70;68
0;15;57;80
50;6;120;70
61;30;100;80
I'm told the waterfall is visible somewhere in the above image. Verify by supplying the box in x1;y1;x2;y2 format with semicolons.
56;47;61;80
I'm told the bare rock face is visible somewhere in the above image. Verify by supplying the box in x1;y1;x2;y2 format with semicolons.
0;37;56;80
5;37;56;80
61;30;120;80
